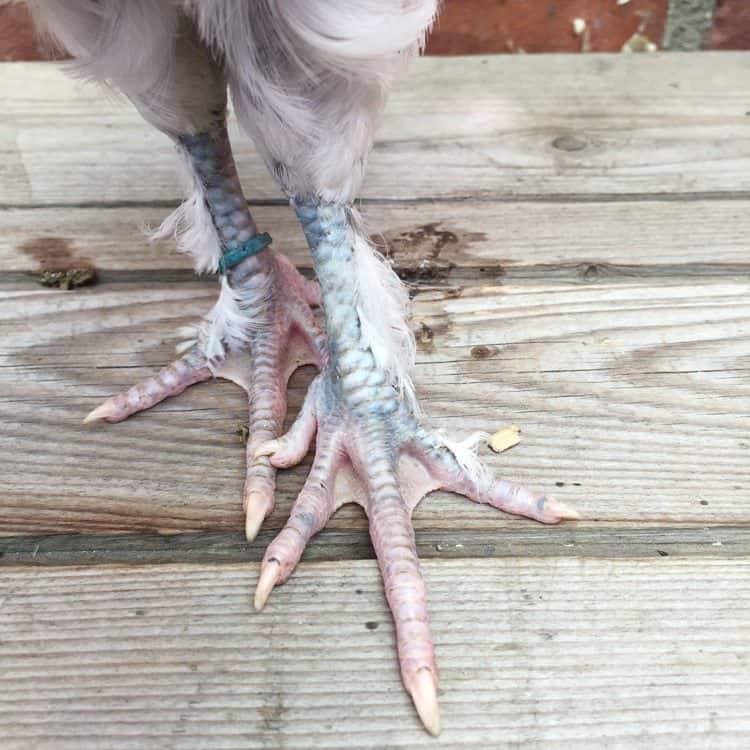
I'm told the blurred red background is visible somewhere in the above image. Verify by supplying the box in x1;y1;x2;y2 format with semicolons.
1;0;749;60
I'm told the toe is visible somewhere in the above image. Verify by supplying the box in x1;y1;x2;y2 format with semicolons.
481;479;581;524
254;432;340;604
416;431;581;524
255;377;319;469
364;461;441;734
302;277;322;307
83;348;211;424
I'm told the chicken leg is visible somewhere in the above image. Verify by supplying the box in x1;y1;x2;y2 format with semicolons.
251;201;579;735
84;124;325;540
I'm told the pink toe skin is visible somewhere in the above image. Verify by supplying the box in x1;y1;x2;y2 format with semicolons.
303;277;323;307
365;449;440;725
275;251;322;308
265;377;319;468
257;427;341;596
241;369;287;528
261;483;333;583
482;479;580;524
83;348;210;424
415;444;580;524
210;252;326;540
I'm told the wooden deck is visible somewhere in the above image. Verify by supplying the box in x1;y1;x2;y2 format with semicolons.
2;53;750;748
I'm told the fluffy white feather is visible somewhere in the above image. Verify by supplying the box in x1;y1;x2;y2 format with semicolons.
149;149;223;275
29;1;226;135
438;431;492;487
189;0;439;201
29;0;179;94
348;209;417;409
179;270;275;364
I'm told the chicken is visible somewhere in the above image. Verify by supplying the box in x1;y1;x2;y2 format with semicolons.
29;0;578;735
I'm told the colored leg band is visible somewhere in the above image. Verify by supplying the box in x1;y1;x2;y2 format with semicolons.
218;232;273;274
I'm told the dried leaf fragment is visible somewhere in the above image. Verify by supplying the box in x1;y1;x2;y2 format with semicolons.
489;425;521;454
236;423;250;445
37;268;97;290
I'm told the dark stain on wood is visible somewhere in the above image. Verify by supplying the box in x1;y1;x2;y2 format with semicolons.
552;133;589;152
382;222;487;262
383;223;487;285
19;236;98;289
19;236;86;270
397;258;456;284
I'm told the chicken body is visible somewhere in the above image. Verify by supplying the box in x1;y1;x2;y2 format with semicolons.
30;0;577;734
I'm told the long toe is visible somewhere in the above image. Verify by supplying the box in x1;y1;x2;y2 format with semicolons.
83;347;211;424
254;424;342;608
416;430;581;523
366;466;441;735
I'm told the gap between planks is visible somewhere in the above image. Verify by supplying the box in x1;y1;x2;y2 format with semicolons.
0;525;748;567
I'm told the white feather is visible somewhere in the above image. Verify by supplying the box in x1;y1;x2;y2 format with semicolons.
348;209;417;409
29;1;226;135
197;264;275;364
438;431;492;486
149;149;223;275
28;0;179;94
189;0;439;201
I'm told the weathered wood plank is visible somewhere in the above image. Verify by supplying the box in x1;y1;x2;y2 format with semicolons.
4;199;750;276
2;525;748;567
3;54;750;206
2;558;749;749
1;279;748;535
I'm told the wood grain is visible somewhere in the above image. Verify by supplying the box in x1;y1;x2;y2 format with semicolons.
4;55;750;206
2;53;750;750
1;279;748;535
2;559;749;749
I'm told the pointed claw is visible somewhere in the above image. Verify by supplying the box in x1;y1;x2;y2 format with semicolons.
544;495;581;521
83;400;117;424
410;669;441;737
245;495;271;542
254;560;281;611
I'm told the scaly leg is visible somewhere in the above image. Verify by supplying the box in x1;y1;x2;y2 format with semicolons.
85;125;325;540
252;202;579;735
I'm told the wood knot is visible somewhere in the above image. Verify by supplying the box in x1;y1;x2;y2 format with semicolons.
552;134;588;152
470;345;497;360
